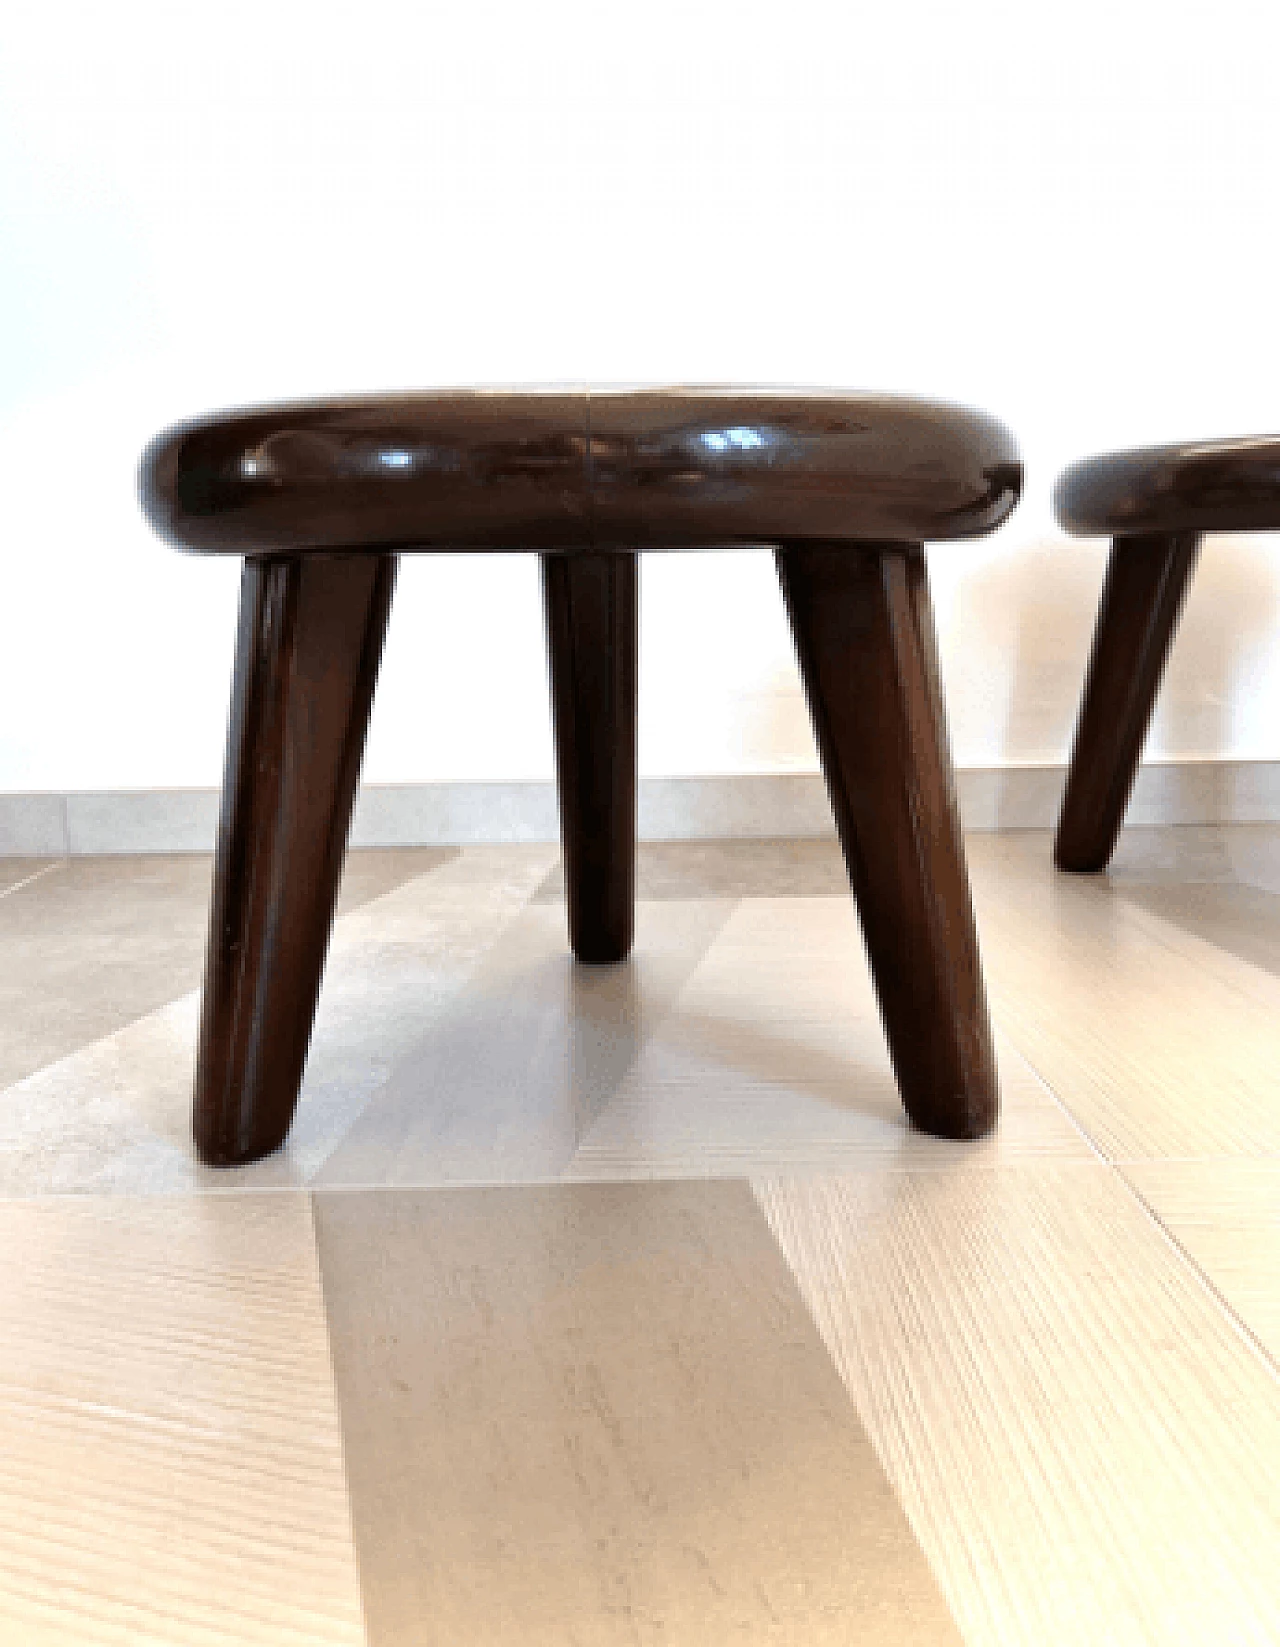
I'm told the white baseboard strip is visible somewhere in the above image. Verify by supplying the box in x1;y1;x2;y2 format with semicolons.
2;763;1280;856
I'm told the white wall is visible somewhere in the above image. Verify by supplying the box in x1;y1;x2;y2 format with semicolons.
3;0;1280;793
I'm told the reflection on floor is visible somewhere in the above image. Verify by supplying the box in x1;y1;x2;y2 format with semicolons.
0;829;1277;1644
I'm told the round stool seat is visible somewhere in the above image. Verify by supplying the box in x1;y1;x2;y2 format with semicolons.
140;386;1022;555
1055;434;1280;538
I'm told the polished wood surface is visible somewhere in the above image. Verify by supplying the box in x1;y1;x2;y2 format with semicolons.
142;392;590;556
140;387;1022;555
541;552;638;964
587;390;1022;547
1055;435;1280;538
195;554;397;1166
1055;533;1200;873
776;542;999;1140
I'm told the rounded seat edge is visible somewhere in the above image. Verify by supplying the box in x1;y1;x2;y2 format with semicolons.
139;387;1023;555
1054;436;1280;539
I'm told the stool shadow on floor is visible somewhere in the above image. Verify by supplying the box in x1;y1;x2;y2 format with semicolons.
1115;881;1280;983
311;917;982;1189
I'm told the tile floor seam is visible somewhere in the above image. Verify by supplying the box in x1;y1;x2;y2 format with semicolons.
304;1187;373;1647
0;1158;1126;1206
744;1169;989;1635
1115;888;1280;1015
0;861;66;901
985;1010;1110;1165
1110;1164;1280;1382
3;831;1279;1640
749;1161;1280;1647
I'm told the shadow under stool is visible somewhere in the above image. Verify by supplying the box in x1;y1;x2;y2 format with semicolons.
139;387;1023;1166
1054;435;1280;872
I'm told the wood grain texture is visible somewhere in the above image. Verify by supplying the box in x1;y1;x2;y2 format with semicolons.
541;552;638;963
197;554;396;1166
777;543;998;1139
966;832;1280;1159
314;1180;964;1647
1056;533;1200;872
0;1194;364;1645
756;1166;1280;1647
1123;1160;1280;1362
567;897;1089;1177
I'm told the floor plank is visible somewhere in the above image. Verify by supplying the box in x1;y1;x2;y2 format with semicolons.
0;849;453;1092
0;1193;365;1646
1123;1160;1280;1363
0;846;555;1195
966;833;1280;1159
314;898;733;1187
568;897;1090;1177
757;1165;1280;1647
314;1180;964;1647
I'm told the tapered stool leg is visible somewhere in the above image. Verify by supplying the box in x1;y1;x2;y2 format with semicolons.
777;541;998;1140
195;553;397;1166
541;552;638;964
1055;532;1200;873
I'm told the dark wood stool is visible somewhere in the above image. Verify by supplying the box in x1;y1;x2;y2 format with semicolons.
139;388;1023;1165
1054;435;1280;872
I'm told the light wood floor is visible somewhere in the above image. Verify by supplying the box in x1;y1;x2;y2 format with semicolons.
0;828;1277;1644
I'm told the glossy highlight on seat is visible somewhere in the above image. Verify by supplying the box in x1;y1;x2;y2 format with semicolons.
1055;435;1280;538
587;390;1021;547
140;387;1022;554
141;391;592;555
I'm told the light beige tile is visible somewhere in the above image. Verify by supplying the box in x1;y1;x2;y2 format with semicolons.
349;779;560;846
756;1165;1280;1647
0;850;456;1092
0;856;211;1090
568;897;1090;1178
0;1193;365;1645
1103;821;1280;891
313;1180;963;1647
1117;880;1280;983
314;897;734;1187
292;843;559;1179
0;848;449;940
0;794;68;857
0;932;207;1095
1123;1160;1280;1362
0;852;215;938
638;773;833;839
66;790;222;855
532;836;850;902
0;845;555;1195
966;834;1280;1159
